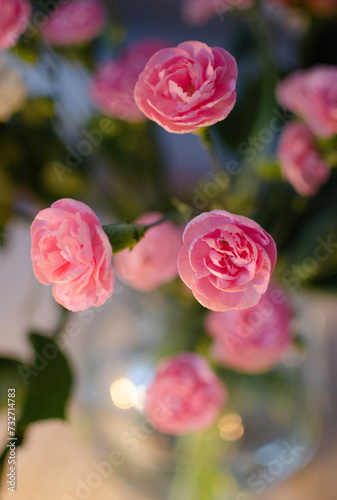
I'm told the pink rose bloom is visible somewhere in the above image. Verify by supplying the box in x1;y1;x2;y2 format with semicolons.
178;210;277;311
90;39;168;122
41;0;106;47
114;212;182;291
145;353;227;435
276;65;337;139
134;41;237;134
182;0;254;25
278;121;330;196
31;198;114;312
0;0;31;50
205;285;292;373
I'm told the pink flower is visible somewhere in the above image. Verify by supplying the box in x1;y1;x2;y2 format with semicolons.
41;0;106;47
31;198;114;311
90;39;168;122
278;121;330;196
276;65;337;139
182;0;254;25
0;0;31;50
178;210;277;311
205;284;292;373
145;353;227;435
113;213;182;291
134;41;237;134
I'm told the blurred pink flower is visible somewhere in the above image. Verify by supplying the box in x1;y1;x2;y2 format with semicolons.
41;0;106;47
90;39;168;122
145;353;227;434
205;284;292;373
277;65;337;138
278;121;330;196
134;41;237;134
182;0;254;25
0;0;31;50
31;198;114;311
178;210;277;311
114;212;182;291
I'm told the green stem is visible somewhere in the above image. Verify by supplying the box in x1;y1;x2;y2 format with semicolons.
244;3;279;143
196;128;224;175
145;210;185;229
167;431;225;500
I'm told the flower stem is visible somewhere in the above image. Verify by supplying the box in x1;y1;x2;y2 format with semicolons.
166;430;225;500
244;3;279;143
196;127;224;175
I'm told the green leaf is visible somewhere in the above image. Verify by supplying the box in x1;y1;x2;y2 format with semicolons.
0;358;26;408
102;223;148;254
18;333;73;428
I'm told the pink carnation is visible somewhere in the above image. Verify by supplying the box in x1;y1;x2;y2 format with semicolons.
278;121;330;196
41;0;106;47
113;213;182;291
276;65;337;139
90;39;168;122
145;353;227;435
182;0;254;25
178;210;277;311
0;0;31;50
31;198;114;311
134;41;237;134
205;284;292;373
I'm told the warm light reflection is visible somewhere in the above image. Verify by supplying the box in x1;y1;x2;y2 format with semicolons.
110;378;138;409
217;413;244;441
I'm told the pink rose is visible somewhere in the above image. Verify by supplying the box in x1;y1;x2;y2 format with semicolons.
90;39;168;122
276;65;337;138
178;210;277;311
182;0;254;25
205;284;292;373
277;121;330;196
113;213;182;291
134;41;237;134
145;353;227;434
31;198;114;311
41;0;106;47
0;0;31;50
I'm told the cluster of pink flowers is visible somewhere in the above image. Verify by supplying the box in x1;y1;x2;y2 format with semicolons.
30;198;284;433
90;39;168;122
27;35;301;436
31;201;277;312
276;65;336;196
0;0;31;50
